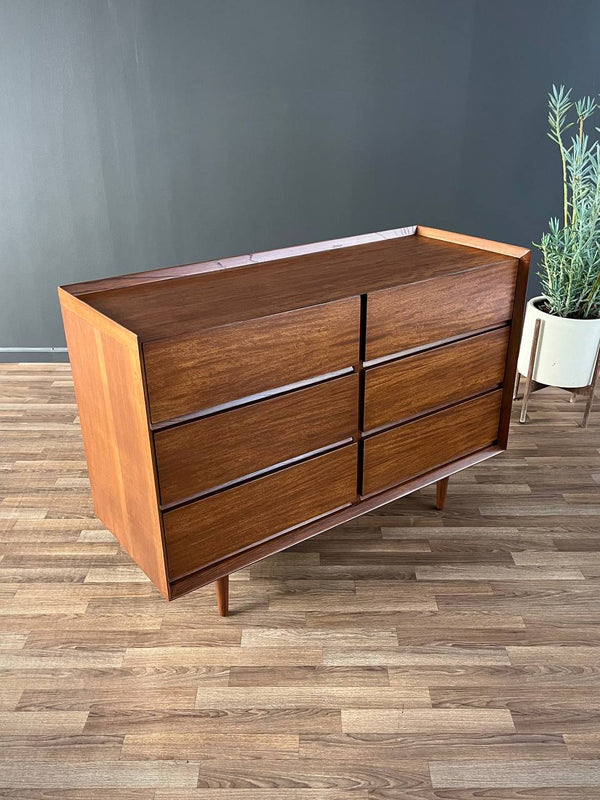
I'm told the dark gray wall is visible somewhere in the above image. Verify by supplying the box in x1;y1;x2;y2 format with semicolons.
457;0;600;299
0;0;475;356
1;0;598;358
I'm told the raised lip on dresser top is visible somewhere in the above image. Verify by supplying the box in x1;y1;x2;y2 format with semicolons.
60;225;529;343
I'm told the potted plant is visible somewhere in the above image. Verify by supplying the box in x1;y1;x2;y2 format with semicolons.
518;85;600;391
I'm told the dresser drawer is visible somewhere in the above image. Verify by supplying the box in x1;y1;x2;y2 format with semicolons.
365;261;517;361
363;326;509;431
144;297;360;424
154;374;358;506
362;390;502;496
163;444;357;580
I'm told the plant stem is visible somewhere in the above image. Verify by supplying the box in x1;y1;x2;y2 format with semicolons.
559;127;569;227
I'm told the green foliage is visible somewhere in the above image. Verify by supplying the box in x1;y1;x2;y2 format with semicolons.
535;85;600;319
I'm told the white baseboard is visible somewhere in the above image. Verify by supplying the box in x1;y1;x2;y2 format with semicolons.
0;347;68;353
0;347;69;363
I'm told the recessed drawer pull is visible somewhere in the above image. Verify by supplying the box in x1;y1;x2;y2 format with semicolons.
364;327;510;431
163;444;358;580
154;374;359;506
144;297;361;424
362;390;503;497
366;262;518;361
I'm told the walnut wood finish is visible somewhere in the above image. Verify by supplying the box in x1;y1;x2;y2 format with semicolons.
365;261;518;361
363;326;510;431
66;228;419;294
435;477;449;510
2;366;599;796
154;374;358;506
215;576;228;617
497;251;531;448
163;445;357;580
169;444;502;599
58;290;168;598
416;224;531;258
362;390;503;496
144;297;360;424
58;227;529;604
69;230;518;342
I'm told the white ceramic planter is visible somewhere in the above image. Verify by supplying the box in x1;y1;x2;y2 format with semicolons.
517;295;600;388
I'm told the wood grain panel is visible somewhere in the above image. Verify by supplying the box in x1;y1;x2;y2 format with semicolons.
120;732;300;760
362;390;502;496
0;761;199;789
144;297;360;424
364;327;509;430
68;230;517;342
163;445;357;580
299;732;569;762
154;375;358;506
498;252;531;449
341;707;515;734
58;291;168;598
429;759;600;789
365;261;518;360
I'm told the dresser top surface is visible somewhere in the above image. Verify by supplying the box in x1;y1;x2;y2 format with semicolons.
61;227;526;342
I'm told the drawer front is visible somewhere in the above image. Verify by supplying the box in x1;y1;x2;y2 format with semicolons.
362;390;502;496
155;374;358;506
163;444;357;580
363;327;509;431
365;261;517;361
144;297;360;424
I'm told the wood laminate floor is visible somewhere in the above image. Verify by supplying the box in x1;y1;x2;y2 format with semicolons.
1;363;599;799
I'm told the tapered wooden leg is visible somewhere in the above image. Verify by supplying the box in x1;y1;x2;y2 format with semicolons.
215;575;229;617
520;318;541;424
435;477;449;510
581;350;600;428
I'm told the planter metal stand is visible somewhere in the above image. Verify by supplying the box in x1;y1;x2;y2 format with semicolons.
515;317;600;427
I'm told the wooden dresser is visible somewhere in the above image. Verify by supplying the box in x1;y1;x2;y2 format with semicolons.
58;226;530;614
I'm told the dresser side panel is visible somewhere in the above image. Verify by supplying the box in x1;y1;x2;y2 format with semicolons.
59;294;168;597
498;253;531;448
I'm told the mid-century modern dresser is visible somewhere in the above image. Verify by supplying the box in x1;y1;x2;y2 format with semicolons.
59;226;530;614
